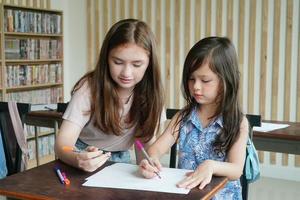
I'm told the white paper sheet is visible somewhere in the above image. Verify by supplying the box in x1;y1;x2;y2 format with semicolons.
82;163;192;194
253;122;290;132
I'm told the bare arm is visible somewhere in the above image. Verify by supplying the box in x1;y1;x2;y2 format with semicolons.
177;116;249;189
138;113;181;178
55;120;110;172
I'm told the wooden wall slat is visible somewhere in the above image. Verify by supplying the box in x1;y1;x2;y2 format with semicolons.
111;0;116;24
259;0;268;120
137;0;143;19
248;0;256;114
156;0;161;78
120;0;125;19
185;0;190;56
227;0;233;40
284;0;293;121
194;0;201;41
174;0;180;108
271;0;280;120
87;0;93;70
238;0;245;106
296;20;300;122
165;0;171;107
216;0;222;36
205;0;211;36
95;0;100;57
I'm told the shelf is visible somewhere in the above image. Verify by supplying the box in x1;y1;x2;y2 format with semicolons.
3;3;63;13
1;3;64;169
5;32;63;37
27;154;55;169
27;130;55;140
5;59;63;63
6;83;63;92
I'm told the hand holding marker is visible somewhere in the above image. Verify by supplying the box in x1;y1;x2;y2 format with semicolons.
62;146;110;154
135;139;161;179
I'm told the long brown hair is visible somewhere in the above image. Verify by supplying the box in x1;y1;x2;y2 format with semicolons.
72;19;164;142
180;37;243;153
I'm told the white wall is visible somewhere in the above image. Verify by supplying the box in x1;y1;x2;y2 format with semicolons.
51;0;88;101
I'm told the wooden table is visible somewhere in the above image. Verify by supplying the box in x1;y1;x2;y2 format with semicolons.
25;111;300;155
253;120;300;155
0;160;227;200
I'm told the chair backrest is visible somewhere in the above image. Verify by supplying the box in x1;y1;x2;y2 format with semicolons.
57;102;68;113
166;108;180;168
166;108;261;200
0;102;31;176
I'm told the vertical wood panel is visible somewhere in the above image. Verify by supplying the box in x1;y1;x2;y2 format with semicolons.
155;0;161;81
284;0;292;121
111;0;116;23
185;0;190;57
238;0;245;106
216;0;222;36
95;0;100;57
119;0;125;19
271;0;280;120
174;0;180;108
227;0;233;39
248;0;256;113
205;0;211;36
165;0;171;107
87;0;93;70
194;0;201;41
259;0;268;119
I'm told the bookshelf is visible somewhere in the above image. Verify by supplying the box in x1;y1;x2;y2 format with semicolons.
0;4;63;168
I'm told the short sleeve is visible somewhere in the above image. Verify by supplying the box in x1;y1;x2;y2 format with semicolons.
63;82;92;128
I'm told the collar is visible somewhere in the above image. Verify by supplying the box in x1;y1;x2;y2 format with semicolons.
186;107;223;131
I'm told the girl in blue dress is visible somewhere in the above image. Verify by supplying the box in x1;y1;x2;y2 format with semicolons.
139;37;249;199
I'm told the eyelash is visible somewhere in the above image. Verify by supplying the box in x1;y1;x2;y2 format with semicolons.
113;61;141;67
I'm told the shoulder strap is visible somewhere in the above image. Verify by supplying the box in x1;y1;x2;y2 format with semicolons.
8;101;28;171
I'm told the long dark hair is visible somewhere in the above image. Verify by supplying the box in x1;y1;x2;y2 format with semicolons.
72;19;164;142
180;37;243;153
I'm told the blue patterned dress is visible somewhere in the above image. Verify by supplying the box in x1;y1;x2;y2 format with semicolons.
178;108;242;200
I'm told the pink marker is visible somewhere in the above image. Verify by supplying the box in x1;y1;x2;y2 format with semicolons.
135;139;161;179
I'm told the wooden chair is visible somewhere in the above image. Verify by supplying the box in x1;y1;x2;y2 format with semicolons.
0;102;31;176
166;108;261;200
57;102;68;113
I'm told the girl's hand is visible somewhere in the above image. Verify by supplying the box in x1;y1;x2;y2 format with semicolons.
177;160;214;189
139;158;162;179
76;146;111;172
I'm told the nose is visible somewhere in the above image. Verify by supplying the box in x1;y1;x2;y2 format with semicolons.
121;64;132;77
193;80;201;91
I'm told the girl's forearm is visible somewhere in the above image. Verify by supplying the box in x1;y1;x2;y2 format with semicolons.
207;160;243;180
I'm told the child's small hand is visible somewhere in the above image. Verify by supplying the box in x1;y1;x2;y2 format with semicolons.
76;146;111;172
177;160;214;189
139;158;162;179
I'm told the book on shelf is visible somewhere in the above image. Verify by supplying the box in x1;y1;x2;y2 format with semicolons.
6;63;62;87
5;38;62;60
4;8;62;34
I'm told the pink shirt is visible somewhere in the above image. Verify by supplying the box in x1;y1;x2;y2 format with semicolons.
63;82;166;151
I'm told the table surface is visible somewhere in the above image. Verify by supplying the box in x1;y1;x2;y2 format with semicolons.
0;160;228;200
253;120;300;140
